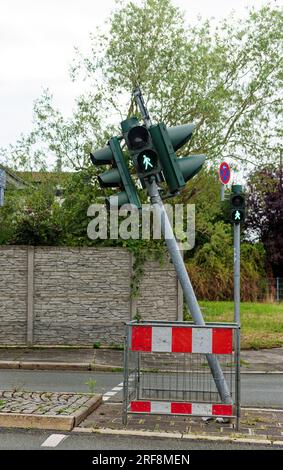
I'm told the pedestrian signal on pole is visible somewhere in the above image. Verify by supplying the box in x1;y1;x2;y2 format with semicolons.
121;118;161;181
230;185;245;224
121;118;205;194
91;97;206;208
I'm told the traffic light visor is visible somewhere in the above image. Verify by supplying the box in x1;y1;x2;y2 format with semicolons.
167;124;195;151
105;192;129;210
98;168;121;188
90;145;113;165
177;155;206;182
128;126;149;149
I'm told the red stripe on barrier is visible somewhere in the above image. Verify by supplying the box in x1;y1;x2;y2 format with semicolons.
130;401;151;412
172;327;192;353
212;404;233;416
171;402;192;414
131;326;152;351
212;328;233;354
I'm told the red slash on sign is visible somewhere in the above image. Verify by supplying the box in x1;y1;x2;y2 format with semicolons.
219;162;231;185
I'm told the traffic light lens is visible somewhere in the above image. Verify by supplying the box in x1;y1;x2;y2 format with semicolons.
232;209;244;222
128;126;149;149
137;149;158;172
232;195;244;207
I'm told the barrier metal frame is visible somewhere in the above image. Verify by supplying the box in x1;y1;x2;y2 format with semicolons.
123;320;240;430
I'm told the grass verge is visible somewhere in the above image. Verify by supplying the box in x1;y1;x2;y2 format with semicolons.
198;301;283;350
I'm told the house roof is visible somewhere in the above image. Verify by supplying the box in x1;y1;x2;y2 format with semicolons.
0;164;29;189
0;165;73;188
16;171;73;184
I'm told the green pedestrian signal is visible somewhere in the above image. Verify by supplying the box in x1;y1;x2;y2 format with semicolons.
230;185;245;224
137;150;158;172
141;154;153;170
90;137;141;210
232;209;244;222
121;118;162;182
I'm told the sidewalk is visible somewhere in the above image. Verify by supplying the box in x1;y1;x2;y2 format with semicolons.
77;402;283;447
0;347;282;372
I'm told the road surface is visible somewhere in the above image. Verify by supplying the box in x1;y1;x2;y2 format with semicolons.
0;370;282;408
0;428;280;450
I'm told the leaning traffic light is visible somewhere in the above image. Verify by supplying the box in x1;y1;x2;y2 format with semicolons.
149;122;206;194
230;185;245;224
121;118;162;183
90;137;141;210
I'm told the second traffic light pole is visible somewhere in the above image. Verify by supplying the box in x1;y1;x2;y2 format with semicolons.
147;178;232;405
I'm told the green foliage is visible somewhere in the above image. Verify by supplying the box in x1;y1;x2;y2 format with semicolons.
85;378;96;394
0;2;278;303
245;164;283;277
1;1;281;171
0;170;167;297
0;166;267;300
0;183;62;246
181;169;266;301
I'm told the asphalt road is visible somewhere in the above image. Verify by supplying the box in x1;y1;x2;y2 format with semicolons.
0;370;282;408
0;428;280;450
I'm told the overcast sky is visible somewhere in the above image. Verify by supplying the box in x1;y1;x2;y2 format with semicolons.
0;0;279;149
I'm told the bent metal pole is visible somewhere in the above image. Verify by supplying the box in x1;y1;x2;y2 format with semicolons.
147;179;232;405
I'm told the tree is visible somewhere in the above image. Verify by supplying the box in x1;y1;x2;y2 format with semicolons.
245;162;283;278
1;0;281;172
179;168;267;300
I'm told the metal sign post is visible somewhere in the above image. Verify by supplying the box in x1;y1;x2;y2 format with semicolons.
234;223;241;325
234;220;241;430
0;169;6;207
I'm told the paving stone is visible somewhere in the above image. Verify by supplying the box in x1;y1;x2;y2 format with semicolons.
0;391;102;430
79;402;283;442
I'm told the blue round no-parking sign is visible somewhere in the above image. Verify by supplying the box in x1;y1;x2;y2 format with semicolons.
219;162;231;185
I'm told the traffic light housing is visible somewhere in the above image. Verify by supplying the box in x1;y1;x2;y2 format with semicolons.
91;117;206;208
149;122;206;194
90;137;141;210
230;185;245;224
121;118;162;183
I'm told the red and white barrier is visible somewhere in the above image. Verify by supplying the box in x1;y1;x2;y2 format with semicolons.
130;400;233;417
131;325;233;354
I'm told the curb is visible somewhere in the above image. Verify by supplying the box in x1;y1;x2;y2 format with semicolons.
0;361;281;374
0;412;75;431
72;426;283;447
0;361;123;372
0;394;102;431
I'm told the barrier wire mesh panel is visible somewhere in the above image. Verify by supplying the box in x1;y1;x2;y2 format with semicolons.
123;321;240;425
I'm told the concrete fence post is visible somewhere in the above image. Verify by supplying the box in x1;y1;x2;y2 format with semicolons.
129;251;137;321
27;246;34;346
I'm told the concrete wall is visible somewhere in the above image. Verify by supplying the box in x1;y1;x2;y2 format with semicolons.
0;246;182;346
0;246;27;345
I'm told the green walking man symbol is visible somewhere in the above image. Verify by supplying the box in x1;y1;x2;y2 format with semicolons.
234;210;241;221
142;154;153;170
